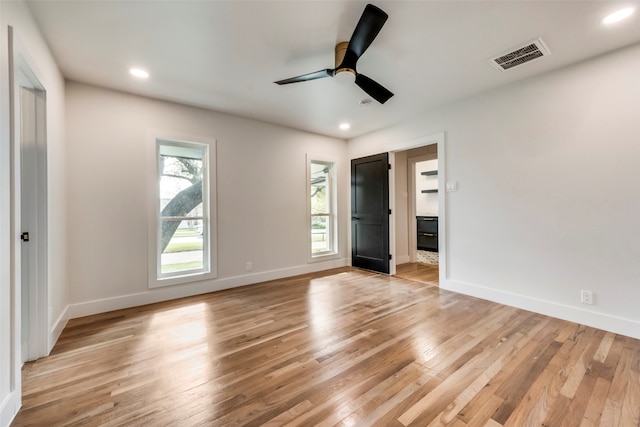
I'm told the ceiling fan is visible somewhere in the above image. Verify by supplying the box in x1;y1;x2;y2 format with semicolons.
274;3;394;104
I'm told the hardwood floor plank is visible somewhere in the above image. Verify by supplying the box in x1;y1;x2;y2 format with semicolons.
593;332;616;363
559;365;598;427
429;345;511;426
580;377;612;427
11;267;640;427
398;331;526;426
542;394;572;426
502;334;578;426
560;329;606;400
394;262;439;286
619;362;640;426
464;395;504;427
332;362;424;426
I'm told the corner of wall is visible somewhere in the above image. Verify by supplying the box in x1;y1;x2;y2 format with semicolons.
49;305;70;354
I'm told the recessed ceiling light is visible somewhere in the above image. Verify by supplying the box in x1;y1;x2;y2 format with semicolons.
602;7;635;25
339;122;351;130
130;68;149;79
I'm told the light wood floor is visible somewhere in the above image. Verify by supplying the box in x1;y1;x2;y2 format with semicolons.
395;262;439;286
13;267;640;426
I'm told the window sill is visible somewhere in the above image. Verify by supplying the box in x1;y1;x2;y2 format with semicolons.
149;270;217;289
308;252;339;263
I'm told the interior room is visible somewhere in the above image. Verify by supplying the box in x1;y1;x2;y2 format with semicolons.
2;1;640;425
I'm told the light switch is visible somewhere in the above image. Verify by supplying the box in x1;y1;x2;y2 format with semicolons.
446;181;458;192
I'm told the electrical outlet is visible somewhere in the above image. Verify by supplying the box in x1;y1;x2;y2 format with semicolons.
580;290;593;305
246;261;252;271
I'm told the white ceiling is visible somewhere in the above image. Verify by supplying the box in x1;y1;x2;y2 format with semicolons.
26;0;640;139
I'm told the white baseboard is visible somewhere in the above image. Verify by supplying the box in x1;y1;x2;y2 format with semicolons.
0;389;21;427
441;278;640;340
49;306;70;354
67;258;349;320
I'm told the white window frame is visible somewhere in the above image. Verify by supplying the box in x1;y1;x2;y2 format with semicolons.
307;154;338;261
148;133;217;288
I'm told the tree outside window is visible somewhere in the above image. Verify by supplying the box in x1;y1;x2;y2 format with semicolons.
310;160;335;256
157;141;209;277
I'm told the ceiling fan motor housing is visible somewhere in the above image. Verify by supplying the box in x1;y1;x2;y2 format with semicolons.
335;41;355;76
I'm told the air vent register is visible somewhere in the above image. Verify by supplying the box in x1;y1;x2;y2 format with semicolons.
488;37;550;72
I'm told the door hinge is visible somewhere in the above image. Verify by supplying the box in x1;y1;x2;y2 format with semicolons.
389;209;392;215
389;254;392;260
21;232;30;242
388;163;392;170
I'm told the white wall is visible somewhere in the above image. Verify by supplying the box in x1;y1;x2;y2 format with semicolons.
415;159;438;216
65;82;348;316
0;2;66;425
349;42;640;339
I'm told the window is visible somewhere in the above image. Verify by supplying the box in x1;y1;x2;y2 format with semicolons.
151;137;216;287
309;158;337;258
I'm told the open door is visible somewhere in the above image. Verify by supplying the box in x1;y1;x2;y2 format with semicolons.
20;86;48;362
13;33;49;361
351;152;390;274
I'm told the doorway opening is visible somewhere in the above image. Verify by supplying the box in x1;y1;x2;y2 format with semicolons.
387;133;445;286
410;151;439;264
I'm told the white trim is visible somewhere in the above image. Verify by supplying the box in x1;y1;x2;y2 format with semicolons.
441;278;640;340
0;389;21;427
308;252;341;263
147;130;218;289
67;258;349;319
387;133;444;153
4;25;24;427
388;152;397;275
307;153;339;262
48;306;69;353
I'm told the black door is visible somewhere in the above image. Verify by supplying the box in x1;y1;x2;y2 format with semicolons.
351;152;390;274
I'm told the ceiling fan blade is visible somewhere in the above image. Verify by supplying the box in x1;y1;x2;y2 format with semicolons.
343;4;388;66
274;69;334;85
355;73;394;104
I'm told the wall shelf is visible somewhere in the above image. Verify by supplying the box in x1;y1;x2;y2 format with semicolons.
421;170;438;193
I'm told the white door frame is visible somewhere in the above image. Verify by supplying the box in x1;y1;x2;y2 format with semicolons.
386;132;446;282
10;26;49;362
